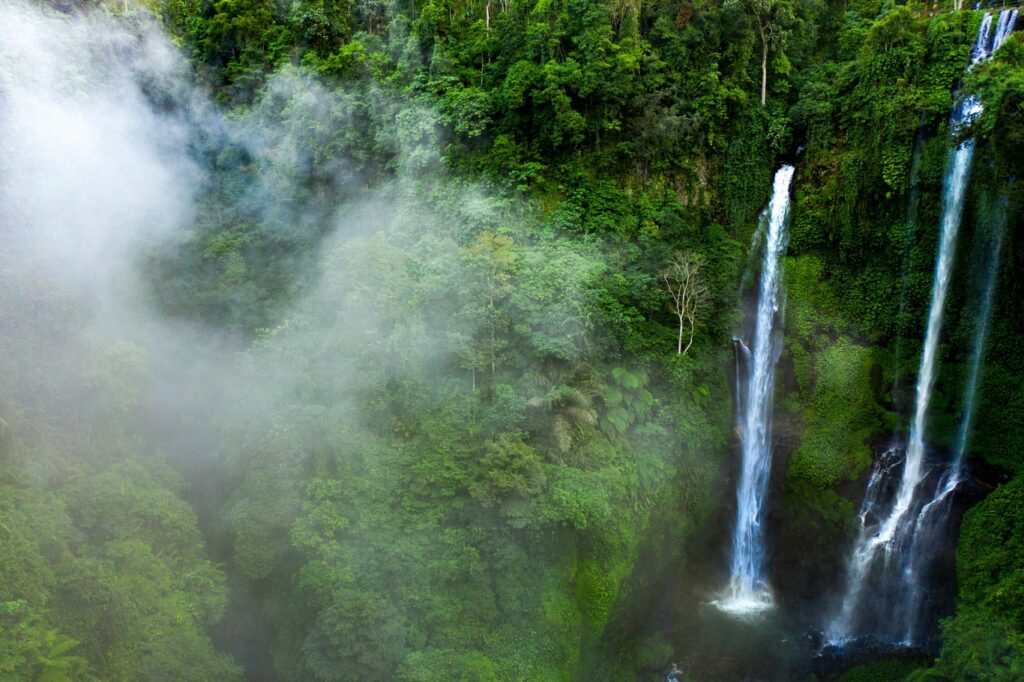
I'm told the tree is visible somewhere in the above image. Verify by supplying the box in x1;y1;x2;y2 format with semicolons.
660;252;710;356
750;0;794;106
460;232;518;380
525;364;602;457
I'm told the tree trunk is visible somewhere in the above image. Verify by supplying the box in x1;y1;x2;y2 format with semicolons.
489;295;496;373
761;36;768;106
683;314;695;356
677;315;684;354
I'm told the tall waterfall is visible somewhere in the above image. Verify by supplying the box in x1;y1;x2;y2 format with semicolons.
716;165;795;616
951;224;1003;473
827;11;1016;646
900;210;1006;642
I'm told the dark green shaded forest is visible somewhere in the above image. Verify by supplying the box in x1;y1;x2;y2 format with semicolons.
0;0;1022;680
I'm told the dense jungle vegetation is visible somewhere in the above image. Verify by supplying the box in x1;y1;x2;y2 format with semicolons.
1;0;1023;679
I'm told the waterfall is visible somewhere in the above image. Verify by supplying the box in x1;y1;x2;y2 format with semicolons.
901;201;1007;642
891;128;926;402
826;11;1015;646
950;227;1003;473
993;8;1019;51
715;165;795;616
733;336;751;429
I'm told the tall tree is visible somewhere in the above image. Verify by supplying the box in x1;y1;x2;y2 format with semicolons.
661;251;710;356
750;0;794;105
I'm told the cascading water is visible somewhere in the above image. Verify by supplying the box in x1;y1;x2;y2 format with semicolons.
891;130;926;399
715;165;795;616
901;200;1007;642
950;224;1003;473
732;337;751;428
994;8;1019;49
827;11;1016;646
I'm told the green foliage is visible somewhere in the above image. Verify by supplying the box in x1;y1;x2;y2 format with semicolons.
782;252;884;492
601;367;654;439
10;0;1024;679
966;36;1024;166
0;259;239;680
840;657;923;682
189;172;730;678
470;436;546;506
787;337;879;488
162;0;294;102
0;431;238;682
935;478;1024;681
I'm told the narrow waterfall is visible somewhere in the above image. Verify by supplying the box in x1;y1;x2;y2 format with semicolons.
994;8;1019;49
827;11;1015;646
951;225;1003;472
716;165;795;616
901;203;1007;642
891;131;926;400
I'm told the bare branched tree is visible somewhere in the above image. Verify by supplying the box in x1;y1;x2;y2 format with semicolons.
661;251;711;356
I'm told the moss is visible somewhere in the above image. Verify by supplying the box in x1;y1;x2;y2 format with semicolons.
839;658;922;682
575;537;633;633
933;477;1024;680
635;633;674;670
788;337;880;488
783;254;884;490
